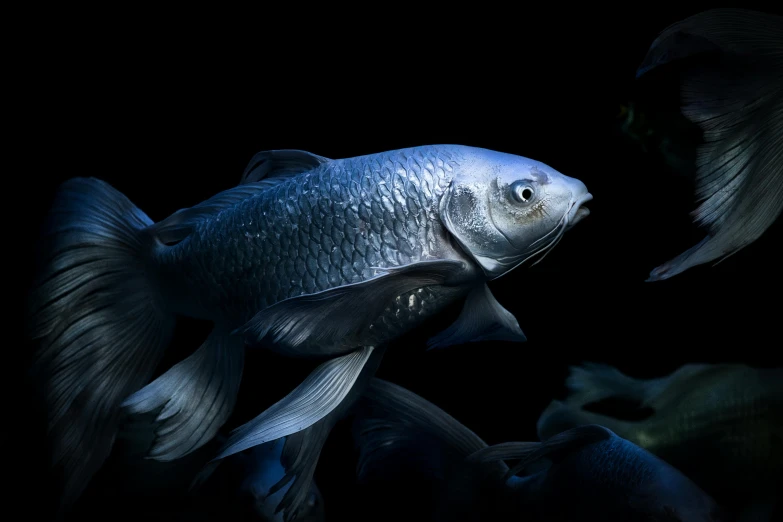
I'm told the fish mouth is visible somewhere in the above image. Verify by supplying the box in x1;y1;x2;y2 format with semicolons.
566;193;593;230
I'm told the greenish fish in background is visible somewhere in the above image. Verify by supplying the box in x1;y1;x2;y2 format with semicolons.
352;379;724;522
537;363;783;521
26;144;592;519
635;9;783;281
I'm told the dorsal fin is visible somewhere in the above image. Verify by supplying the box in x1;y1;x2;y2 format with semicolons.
151;184;274;245
240;149;331;184
463;424;613;482
152;149;332;245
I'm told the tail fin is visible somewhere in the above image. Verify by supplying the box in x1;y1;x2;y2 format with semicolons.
26;177;175;514
352;378;487;484
638;9;783;280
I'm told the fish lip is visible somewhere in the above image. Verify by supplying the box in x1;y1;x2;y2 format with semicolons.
566;193;593;229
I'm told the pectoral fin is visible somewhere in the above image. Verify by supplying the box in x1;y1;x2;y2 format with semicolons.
237;259;467;351
427;283;526;350
213;346;375;460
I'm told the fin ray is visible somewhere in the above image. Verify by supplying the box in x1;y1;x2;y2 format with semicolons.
121;328;245;461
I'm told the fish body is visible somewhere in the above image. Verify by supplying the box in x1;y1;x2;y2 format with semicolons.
537;363;783;518
27;144;592;517
158;145;474;354
352;379;722;522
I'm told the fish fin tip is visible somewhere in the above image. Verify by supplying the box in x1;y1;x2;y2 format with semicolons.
121;329;245;461
218;346;375;461
426;284;526;350
241;149;331;184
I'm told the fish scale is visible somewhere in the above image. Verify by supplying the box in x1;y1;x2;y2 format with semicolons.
161;145;465;335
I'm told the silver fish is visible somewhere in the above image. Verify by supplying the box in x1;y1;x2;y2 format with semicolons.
26;144;592;515
537;363;783;521
352;379;723;522
638;9;783;281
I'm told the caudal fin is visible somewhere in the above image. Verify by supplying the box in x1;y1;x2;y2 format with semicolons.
638;9;783;280
26;177;175;514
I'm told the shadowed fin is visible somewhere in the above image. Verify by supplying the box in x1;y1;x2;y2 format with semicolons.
637;9;783;78
268;419;333;522
352;378;488;483
564;362;647;406
238;259;467;352
427;283;526;350
25;177;176;513
536;400;633;443
121;329;245;461
496;425;613;481
241;149;331;184
639;9;783;280
214;346;375;460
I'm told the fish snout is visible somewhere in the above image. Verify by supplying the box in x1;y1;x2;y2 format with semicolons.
566;189;593;229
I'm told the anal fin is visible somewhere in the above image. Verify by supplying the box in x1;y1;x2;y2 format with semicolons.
121;328;245;461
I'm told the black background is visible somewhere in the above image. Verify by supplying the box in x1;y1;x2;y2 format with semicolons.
20;6;782;521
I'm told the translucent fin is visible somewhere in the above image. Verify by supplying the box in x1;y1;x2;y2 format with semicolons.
639;9;783;280
26;177;175;513
427;283;526;350
121;328;245;461
214;346;375;459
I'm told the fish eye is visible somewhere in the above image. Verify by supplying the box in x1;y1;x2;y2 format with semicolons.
306;491;318;507
511;181;535;204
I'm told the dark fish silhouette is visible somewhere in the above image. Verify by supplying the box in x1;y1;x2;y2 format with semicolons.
537;362;783;521
26;144;592;517
353;379;723;522
637;9;783;281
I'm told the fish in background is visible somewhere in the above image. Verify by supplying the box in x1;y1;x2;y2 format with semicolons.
537;362;783;521
352;378;724;522
26;144;593;518
636;9;783;281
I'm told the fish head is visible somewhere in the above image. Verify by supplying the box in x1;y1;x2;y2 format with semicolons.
628;457;726;522
440;148;592;279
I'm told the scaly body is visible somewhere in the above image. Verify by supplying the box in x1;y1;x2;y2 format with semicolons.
160;146;472;354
